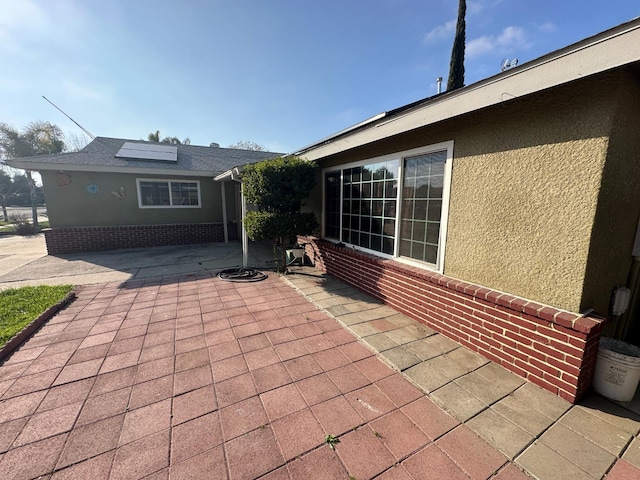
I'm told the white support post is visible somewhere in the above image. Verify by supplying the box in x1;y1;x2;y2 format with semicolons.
220;181;228;243
241;185;249;268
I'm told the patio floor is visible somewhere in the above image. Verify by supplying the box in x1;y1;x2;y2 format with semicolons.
0;266;639;479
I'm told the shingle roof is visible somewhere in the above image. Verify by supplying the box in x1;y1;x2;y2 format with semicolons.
5;137;282;175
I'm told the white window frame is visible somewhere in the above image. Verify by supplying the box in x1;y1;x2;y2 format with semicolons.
322;140;453;273
136;178;202;209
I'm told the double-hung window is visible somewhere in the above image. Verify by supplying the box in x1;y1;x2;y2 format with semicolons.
137;179;201;208
322;141;453;271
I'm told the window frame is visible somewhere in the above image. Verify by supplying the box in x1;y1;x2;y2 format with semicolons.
136;178;202;209
322;141;453;272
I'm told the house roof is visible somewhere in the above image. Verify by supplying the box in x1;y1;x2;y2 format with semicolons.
295;17;640;161
5;137;282;177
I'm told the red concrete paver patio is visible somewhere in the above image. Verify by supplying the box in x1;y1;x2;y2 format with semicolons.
0;272;520;479
1;269;638;479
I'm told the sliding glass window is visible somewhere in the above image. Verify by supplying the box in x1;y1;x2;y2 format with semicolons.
323;142;452;271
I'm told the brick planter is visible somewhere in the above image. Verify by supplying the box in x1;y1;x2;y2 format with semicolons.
44;223;237;254
300;236;607;403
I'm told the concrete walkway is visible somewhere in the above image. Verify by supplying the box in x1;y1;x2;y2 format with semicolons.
0;243;639;478
285;268;640;480
0;234;274;289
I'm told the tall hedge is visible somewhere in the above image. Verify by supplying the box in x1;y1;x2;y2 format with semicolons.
242;156;319;271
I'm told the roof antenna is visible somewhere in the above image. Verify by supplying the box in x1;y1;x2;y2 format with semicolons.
500;58;519;72
42;96;96;140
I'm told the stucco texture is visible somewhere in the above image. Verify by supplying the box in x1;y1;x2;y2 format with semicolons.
41;171;223;227
311;71;640;313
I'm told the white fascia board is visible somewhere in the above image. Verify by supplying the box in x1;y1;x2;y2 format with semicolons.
4;161;216;178
213;167;242;182
302;20;640;161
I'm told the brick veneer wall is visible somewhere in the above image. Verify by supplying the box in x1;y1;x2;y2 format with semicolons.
300;236;607;403
44;223;237;254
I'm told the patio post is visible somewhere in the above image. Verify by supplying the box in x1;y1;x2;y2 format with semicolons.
220;180;228;243
241;184;249;268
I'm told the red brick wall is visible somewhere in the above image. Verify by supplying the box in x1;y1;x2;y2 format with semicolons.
44;223;236;254
301;237;607;403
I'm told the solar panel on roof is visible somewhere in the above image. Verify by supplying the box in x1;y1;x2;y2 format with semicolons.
115;142;178;162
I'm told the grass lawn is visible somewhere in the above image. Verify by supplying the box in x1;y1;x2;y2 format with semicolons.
0;220;50;234
0;285;74;348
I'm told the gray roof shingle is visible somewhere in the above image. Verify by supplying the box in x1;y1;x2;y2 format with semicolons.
5;137;282;175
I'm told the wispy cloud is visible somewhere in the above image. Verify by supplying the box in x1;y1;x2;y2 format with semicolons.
537;21;558;33
424;20;455;44
467;26;531;58
0;0;48;54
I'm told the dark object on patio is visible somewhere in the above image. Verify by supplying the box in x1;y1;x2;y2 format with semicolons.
217;267;268;282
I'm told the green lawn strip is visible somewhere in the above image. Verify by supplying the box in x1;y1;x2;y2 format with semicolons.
0;285;74;347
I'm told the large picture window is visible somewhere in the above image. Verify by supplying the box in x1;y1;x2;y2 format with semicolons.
137;179;201;208
323;142;452;271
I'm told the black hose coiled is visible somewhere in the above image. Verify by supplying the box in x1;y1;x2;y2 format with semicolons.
217;268;268;282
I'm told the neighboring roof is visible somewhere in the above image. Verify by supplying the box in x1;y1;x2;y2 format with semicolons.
5;137;282;177
295;17;640;161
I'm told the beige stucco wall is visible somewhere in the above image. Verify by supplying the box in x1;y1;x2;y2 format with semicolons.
41;171;222;227
309;71;637;313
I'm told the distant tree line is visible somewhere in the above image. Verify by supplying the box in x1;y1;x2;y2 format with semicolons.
0;121;71;226
0;171;45;217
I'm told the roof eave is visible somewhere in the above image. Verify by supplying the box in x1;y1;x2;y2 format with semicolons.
4;159;219;177
299;17;640;161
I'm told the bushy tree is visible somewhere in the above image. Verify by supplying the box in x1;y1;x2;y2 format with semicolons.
0;121;65;229
147;130;191;145
227;140;266;151
0;169;14;221
242;156;318;272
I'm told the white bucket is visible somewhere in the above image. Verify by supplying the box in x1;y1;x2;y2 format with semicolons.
593;337;640;402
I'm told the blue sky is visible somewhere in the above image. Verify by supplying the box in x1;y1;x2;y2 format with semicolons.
1;0;638;154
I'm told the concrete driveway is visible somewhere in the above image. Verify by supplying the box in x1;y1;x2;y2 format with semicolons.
0;234;274;289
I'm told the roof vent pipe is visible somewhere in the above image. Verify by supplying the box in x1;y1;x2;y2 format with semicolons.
436;77;443;94
210;142;220;148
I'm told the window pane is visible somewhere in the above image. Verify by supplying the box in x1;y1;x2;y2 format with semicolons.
335;160;399;254
383;219;395;236
399;151;446;265
371;235;382;252
171;182;199;206
371;217;382;235
140;181;170;206
324;171;341;238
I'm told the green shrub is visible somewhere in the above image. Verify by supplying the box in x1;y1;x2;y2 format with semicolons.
242;156;318;271
10;214;34;235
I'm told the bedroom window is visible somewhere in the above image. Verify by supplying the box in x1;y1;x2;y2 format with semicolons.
322;142;453;271
137;179;201;208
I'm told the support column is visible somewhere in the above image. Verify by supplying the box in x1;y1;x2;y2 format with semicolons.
220;181;228;243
